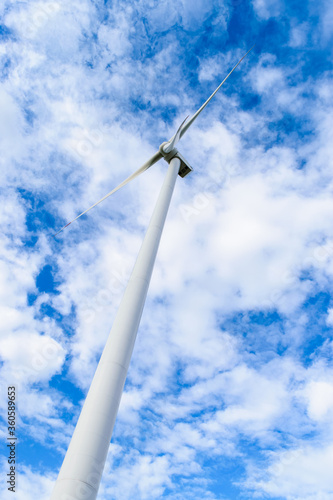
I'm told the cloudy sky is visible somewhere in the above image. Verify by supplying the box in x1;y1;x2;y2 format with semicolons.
1;0;333;499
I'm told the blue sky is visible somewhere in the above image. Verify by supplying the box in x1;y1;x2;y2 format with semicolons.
1;0;333;499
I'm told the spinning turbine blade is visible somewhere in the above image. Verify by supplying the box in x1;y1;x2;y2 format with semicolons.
54;150;162;236
180;45;255;139
54;46;255;237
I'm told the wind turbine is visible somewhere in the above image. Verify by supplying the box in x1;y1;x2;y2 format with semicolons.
51;46;254;500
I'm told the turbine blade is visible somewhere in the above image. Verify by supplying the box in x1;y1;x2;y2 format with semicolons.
163;116;189;153
180;45;255;139
54;150;162;237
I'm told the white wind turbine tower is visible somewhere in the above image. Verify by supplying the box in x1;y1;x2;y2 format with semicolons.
50;46;254;500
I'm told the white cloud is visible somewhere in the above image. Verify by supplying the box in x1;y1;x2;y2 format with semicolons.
320;0;333;44
249;54;284;94
0;87;25;165
289;22;309;48
136;0;227;33
0;460;55;500
305;380;333;420
100;452;173;500
245;444;333;499
98;20;132;59
252;0;282;20
327;308;333;326
0;332;65;385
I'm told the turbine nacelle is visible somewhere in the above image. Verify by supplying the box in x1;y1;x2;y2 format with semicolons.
158;143;193;178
